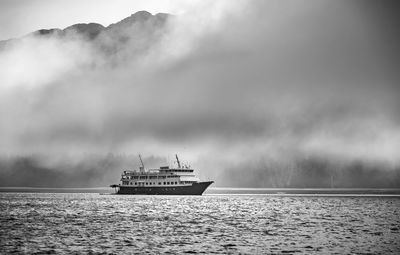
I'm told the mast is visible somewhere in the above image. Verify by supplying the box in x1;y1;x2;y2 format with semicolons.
139;154;145;172
175;154;181;169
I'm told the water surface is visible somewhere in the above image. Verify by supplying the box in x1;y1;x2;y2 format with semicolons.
1;193;399;254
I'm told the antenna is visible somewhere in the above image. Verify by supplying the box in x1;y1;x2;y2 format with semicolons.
139;154;145;172
175;154;181;169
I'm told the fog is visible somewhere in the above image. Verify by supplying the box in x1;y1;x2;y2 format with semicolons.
0;0;399;187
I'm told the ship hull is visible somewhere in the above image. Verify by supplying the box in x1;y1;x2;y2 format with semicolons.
116;181;213;195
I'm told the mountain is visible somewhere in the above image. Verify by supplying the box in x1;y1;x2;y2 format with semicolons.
63;23;105;39
0;11;170;51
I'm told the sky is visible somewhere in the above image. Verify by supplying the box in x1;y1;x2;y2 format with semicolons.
0;0;399;187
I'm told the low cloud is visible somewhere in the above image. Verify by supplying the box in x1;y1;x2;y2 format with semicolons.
0;0;399;187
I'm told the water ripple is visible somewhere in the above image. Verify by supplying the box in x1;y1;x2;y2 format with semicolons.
1;193;399;254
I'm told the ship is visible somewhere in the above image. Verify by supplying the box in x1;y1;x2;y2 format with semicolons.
110;155;213;195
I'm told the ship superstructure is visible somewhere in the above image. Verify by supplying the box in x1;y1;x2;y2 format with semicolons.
111;155;213;195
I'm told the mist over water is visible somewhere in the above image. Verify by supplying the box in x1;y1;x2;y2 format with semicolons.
0;1;399;187
1;154;399;188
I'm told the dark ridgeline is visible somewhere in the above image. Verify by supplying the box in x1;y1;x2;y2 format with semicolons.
0;154;165;188
1;154;399;188
219;158;400;188
32;11;169;40
0;11;170;52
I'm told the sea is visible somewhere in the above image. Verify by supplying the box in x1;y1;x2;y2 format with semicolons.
1;189;399;254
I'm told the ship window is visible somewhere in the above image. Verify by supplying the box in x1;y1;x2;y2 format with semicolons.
130;182;132;185
135;182;137;185
163;182;166;185
145;182;148;185
167;182;170;185
158;182;161;185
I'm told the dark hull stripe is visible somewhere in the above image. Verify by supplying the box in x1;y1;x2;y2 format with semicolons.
116;181;213;195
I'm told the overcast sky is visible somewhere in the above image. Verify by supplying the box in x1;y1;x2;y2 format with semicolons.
0;0;399;181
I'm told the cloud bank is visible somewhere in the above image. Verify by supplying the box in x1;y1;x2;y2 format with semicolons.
0;0;399;187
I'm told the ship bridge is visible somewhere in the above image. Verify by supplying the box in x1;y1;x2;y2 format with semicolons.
157;166;194;175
